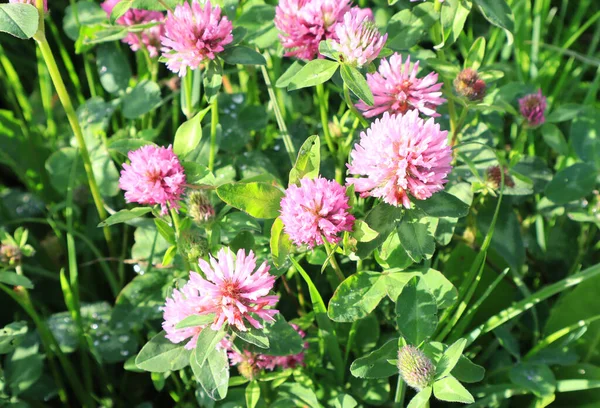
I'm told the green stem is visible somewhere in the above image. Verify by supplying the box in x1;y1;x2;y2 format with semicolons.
208;96;219;171
33;32;113;252
322;239;345;282
342;83;368;128
170;207;190;272
451;107;469;146
183;68;194;119
393;377;406;407
316;83;336;154
0;282;93;406
259;55;296;164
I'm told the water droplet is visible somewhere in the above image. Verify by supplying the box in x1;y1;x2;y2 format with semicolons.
119;335;129;343
102;334;109;341
120;350;130;356
90;323;99;330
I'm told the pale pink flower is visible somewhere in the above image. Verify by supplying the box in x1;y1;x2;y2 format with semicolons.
9;0;47;12
331;9;387;68
357;53;445;118
101;0;165;58
275;0;352;60
189;248;279;331
160;0;233;76
347;110;452;208
118;145;186;215
519;89;547;127
162;282;213;350
280;177;355;248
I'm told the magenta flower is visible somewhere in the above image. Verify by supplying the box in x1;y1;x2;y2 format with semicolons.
347;110;452;208
275;0;352;60
118;145;186;215
9;0;47;12
280;177;355;248
519;89;547;127
331;9;387;68
101;0;165;58
190;248;279;331
160;0;233;76
356;53;445;118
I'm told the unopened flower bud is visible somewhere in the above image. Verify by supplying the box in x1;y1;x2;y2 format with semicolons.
454;68;486;101
0;244;22;266
397;345;435;391
519;89;547;127
486;165;515;189
178;230;208;263
187;191;215;224
237;359;261;381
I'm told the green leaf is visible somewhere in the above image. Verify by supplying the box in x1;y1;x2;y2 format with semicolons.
333;393;358;408
221;46;266;65
328;272;388;322
194;328;226;368
356;204;403;258
289;135;320;185
175;314;216;329
232;326;269;349
350;338;399;379
352;220;379;243
432;376;474;403
288;59;339;90
541;124;569;156
570;107;600;169
436;339;467;380
135;331;192;372
441;0;472;47
244;315;303;356
465;37;486;70
395;276;437;345
245;381;261;408
63;2;106;41
154;218;176;246
276;61;303;88
216;182;284;219
0;4;38;39
191;345;229;401
122;80;161;119
203;60;222;103
0;321;27;355
340;64;374;106
108;138;155;156
173;107;210;158
544;163;597;205
397;219;436;263
473;0;514;33
451;356;485;383
0;271;33;289
386;4;439;50
45;147;86;194
96;43;132;94
182;162;215;185
278;383;320;408
407;386;432;408
509;363;556;398
97;207;152;227
270;217;292;269
413;191;470;218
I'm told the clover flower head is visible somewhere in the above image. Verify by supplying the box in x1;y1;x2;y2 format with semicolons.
519;89;547;127
275;0;352;60
330;8;387;68
347;110;452;208
160;0;233;76
356;53;445;118
118;145;186;215
280;177;355;248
